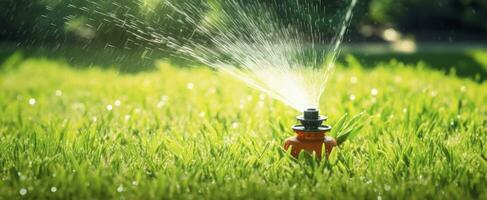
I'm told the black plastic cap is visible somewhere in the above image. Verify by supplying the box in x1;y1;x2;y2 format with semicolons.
303;108;319;120
294;108;328;131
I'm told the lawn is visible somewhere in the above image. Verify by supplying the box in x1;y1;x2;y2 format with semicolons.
0;52;486;199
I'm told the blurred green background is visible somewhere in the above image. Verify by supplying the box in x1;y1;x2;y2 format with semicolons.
2;0;486;44
1;0;486;79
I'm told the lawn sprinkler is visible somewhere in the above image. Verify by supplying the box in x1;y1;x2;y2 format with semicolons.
284;108;337;159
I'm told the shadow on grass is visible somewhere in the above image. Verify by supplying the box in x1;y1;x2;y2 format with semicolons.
0;44;199;73
345;51;487;82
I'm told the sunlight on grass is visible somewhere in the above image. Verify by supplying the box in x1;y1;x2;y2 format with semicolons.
0;57;486;199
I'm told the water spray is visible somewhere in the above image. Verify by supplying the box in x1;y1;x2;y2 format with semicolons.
284;108;336;159
63;0;357;159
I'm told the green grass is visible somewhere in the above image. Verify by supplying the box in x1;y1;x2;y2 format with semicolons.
0;53;486;199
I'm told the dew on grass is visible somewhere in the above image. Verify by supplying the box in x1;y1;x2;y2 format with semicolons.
132;181;138;186
106;105;113;111
50;187;57;193
371;88;378;96
92;117;97;122
187;82;194;90
117;185;124;193
55;90;63;96
231;122;239;129
349;94;356;101
28;98;36;105
114;100;121;107
157;101;165;108
19;188;27;196
124;115;131;121
403;108;407;113
430;91;438;97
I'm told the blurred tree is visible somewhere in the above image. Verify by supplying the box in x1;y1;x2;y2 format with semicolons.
0;0;486;47
369;0;487;32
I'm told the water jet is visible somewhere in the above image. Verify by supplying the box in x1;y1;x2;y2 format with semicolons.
284;108;336;159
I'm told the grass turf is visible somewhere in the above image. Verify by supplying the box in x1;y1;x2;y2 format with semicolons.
0;53;486;199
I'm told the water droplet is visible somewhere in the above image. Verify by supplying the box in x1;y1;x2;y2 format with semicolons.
349;95;356;101
430;91;438;97
92;117;97;122
106;105;113;111
19;188;27;196
114;100;121;107
132;181;138;186
403;108;407;113
28;98;36;105
124;115;131;121
117;185;124;193
55;90;63;97
350;76;358;84
371;88;378;96
157;101;165;108
50;187;57;193
231;122;239;129
187;82;194;90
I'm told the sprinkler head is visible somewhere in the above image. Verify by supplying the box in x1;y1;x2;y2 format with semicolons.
292;108;331;132
284;108;336;159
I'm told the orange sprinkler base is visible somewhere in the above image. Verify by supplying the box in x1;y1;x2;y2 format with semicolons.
284;130;336;159
283;108;337;159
